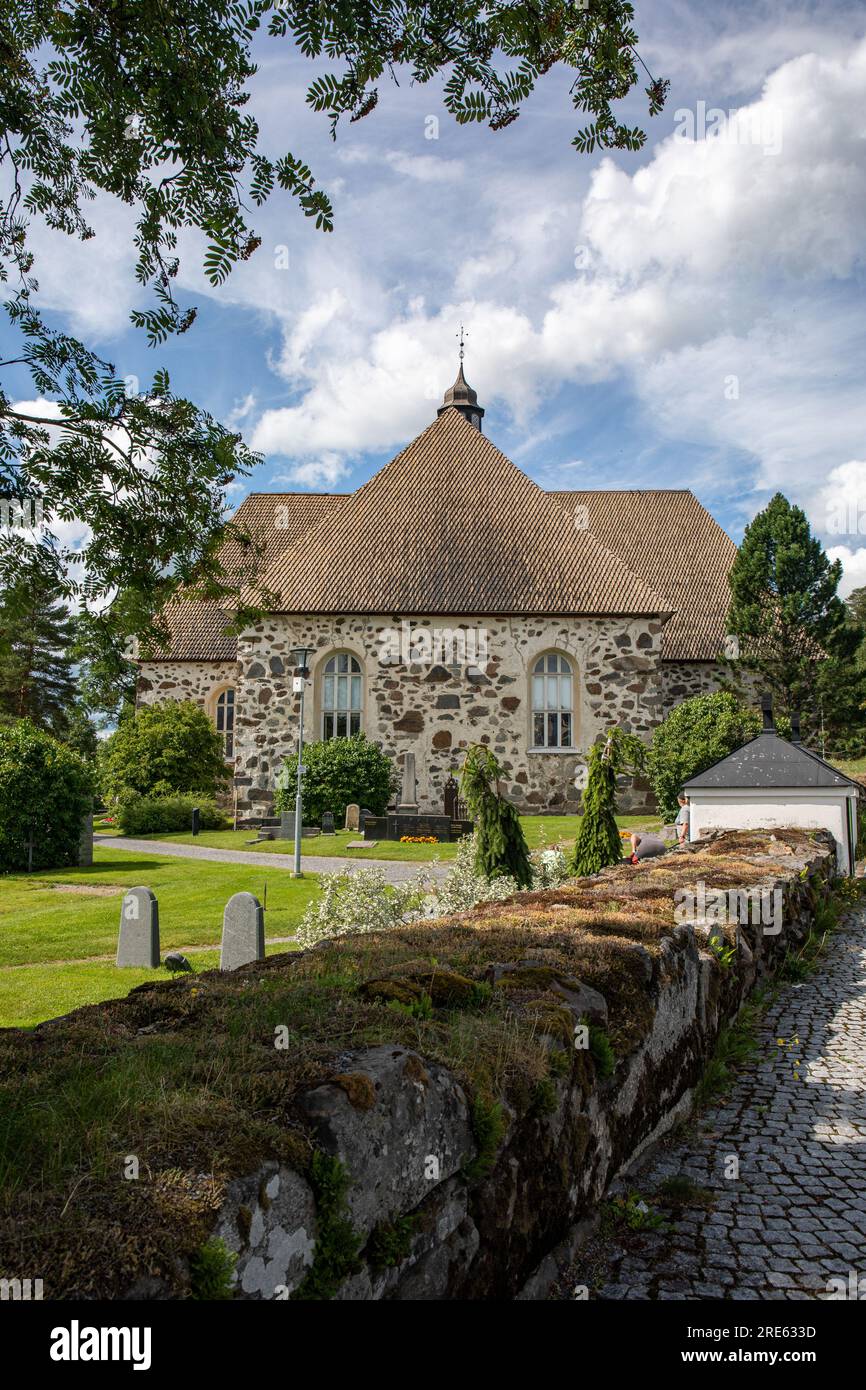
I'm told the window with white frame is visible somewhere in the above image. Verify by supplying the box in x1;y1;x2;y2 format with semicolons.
215;688;235;758
322;653;363;739
531;653;574;749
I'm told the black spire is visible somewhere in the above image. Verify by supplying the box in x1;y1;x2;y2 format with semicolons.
437;325;484;430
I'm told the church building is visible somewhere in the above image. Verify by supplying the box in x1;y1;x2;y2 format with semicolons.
136;365;738;818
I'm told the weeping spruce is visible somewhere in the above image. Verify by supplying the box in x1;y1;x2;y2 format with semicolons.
570;729;647;877
461;745;532;889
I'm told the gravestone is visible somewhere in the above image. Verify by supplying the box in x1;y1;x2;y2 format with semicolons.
78;813;94;868
321;811;335;835
220;892;265;971
397;752;418;812
116;886;160;968
344;803;360;832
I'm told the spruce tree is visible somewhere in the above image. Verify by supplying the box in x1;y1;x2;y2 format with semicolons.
0;576;77;735
570;728;646;877
727;493;854;714
461;744;532;889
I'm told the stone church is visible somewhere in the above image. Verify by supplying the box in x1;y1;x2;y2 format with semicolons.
136;365;737;817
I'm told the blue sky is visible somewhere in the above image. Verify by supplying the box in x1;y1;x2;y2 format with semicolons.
9;0;866;591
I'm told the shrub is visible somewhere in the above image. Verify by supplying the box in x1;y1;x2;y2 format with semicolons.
460;744;532;888
275;734;396;825
100;700;231;803
570;728;645;877
117;793;230;836
0;720;93;872
295;865;430;949
648;692;791;822
428;834;520;916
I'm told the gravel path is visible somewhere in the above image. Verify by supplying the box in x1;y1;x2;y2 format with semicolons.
96;835;448;884
562;904;866;1301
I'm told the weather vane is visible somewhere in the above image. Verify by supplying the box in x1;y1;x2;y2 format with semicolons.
456;324;467;362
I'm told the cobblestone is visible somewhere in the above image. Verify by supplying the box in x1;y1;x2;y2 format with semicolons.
566;905;866;1300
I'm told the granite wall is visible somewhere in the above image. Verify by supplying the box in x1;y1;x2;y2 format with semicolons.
230;612;668;818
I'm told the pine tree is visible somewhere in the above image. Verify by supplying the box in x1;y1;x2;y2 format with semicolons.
461;744;532;889
570;729;646;877
727;493;854;714
0;576;78;734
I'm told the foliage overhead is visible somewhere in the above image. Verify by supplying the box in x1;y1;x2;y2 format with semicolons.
461;743;532;888
0;718;93;872
1;0;665;652
570;727;645;877
99;699;231;802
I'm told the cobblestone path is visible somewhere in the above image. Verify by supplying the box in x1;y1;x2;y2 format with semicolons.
568;906;866;1301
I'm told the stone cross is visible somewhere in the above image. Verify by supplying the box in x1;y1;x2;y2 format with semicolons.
116;886;160;968
220;892;265;971
344;803;360;832
398;752;419;812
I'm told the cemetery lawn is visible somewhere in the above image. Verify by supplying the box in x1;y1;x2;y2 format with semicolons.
0;847;318;1030
122;813;662;863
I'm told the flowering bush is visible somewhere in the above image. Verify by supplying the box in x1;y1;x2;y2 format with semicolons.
530;846;570;889
295;835;574;950
295;865;431;950
424;835;520;917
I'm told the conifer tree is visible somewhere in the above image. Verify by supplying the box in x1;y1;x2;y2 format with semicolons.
461;744;532;888
0;576;77;734
570;728;646;877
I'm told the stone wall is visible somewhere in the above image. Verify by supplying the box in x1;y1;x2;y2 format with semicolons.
204;828;839;1295
136;660;239;711
232;612;668;818
115;827;836;1302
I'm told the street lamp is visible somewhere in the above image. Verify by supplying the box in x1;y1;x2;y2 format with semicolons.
288;646;313;877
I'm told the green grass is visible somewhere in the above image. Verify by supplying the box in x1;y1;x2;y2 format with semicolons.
106;813;662;863
835;756;866;777
0;847;318;1029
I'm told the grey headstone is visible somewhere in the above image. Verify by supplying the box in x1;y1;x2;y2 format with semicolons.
321;811;335;835
116;887;160;968
344;803;360;832
78;813;93;868
398;752;418;812
220;892;265;971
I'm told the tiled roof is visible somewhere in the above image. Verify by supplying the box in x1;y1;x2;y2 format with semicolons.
144;416;736;662
145;600;239;662
252;409;670;617
549;489;736;661
685;729;859;790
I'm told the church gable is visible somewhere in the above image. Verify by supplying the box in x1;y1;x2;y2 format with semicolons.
252;408;669;619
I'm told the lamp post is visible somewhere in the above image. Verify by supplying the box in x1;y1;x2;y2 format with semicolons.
288;646;313;877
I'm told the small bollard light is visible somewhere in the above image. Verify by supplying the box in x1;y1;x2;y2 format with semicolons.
191;807;200;837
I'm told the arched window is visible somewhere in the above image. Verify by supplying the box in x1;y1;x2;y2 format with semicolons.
215;688;235;758
322;653;363;739
531;653;574;749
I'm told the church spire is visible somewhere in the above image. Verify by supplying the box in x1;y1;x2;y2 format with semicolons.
437;325;484;430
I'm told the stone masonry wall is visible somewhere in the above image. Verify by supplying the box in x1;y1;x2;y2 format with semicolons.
232;612;668;818
107;827;834;1302
136;660;239;711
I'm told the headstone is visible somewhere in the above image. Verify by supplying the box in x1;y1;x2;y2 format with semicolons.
277;810;296;840
344;803;360;832
398;752;418;812
321;811;335;835
220;892;265;971
191;806;200;837
359;807;374;830
116;887;160;968
78;813;94;868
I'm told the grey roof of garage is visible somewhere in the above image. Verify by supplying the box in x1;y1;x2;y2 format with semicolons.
684;731;858;790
